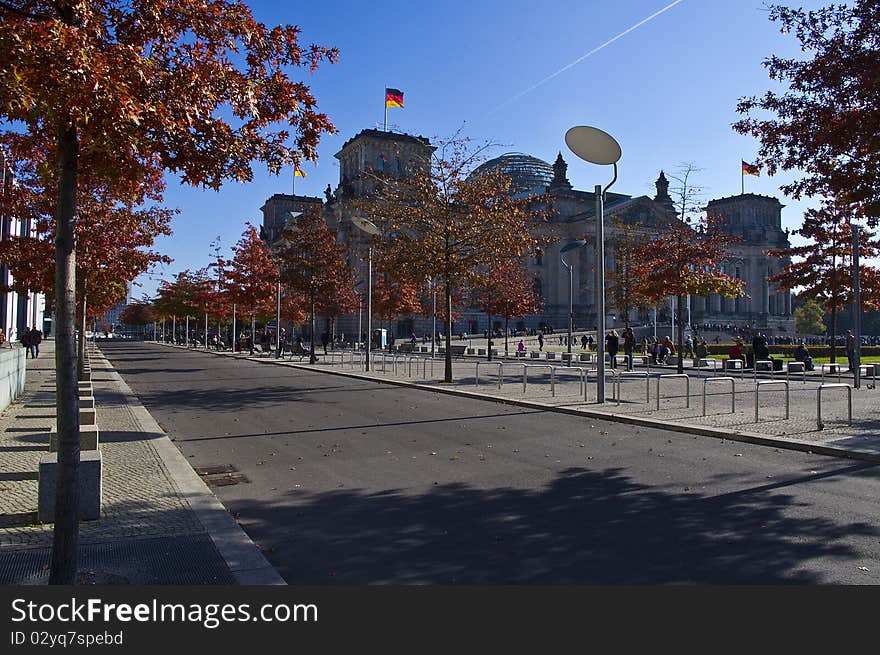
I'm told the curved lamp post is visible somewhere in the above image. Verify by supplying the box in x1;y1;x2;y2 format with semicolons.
560;240;587;356
351;216;380;372
565;126;621;404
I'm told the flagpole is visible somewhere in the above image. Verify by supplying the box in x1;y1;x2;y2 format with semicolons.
384;85;388;132
741;161;744;196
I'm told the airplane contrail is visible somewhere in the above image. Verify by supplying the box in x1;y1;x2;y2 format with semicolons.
487;0;686;115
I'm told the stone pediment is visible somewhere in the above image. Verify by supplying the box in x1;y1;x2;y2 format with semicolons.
558;194;673;227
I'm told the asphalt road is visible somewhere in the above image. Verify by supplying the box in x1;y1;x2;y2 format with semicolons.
101;341;880;584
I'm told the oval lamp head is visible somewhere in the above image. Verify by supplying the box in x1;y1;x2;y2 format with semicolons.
560;239;588;253
350;216;380;236
565;126;621;165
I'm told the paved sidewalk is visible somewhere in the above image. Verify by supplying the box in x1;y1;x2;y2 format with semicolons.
165;343;880;461
0;340;283;584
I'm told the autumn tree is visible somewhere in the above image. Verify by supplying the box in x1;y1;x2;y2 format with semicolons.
632;215;745;373
370;265;422;343
120;303;156;327
0;0;337;582
278;207;356;363
356;137;551;381
607;219;652;329
472;261;542;357
769;200;880;361
794;299;827;336
733;1;880;224
223;224;279;326
0;133;173;373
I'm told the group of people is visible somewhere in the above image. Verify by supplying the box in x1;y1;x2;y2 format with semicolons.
20;326;42;359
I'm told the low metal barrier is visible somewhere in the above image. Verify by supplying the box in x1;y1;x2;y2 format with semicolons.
754;380;789;422
820;363;843;384
551;366;586;399
694;359;721;374
856;364;876;389
754;359;775;379
615;371;650;406
476;361;504;389
784;361;807;384
656;374;690;411
723;358;745;380
816;383;852;430
702;377;736;416
522;364;554;394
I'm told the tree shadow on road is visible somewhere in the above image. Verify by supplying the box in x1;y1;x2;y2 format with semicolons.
231;464;880;585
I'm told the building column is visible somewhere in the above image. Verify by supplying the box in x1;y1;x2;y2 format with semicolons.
762;276;770;315
784;289;792;316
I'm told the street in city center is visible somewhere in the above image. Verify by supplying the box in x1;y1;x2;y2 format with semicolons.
102;341;880;584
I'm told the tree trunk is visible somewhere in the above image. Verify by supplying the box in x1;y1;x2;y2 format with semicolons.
504;317;509;356
50;120;80;585
829;306;837;363
677;293;685;374
444;282;453;382
309;294;316;364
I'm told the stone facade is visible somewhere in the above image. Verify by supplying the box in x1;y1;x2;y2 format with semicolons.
260;129;795;340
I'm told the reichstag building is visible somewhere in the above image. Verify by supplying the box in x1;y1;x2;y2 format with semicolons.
261;129;795;339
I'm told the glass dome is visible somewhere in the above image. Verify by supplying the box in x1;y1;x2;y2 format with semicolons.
470;152;553;194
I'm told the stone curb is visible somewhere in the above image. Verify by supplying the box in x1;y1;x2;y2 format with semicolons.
94;346;285;585
156;343;880;464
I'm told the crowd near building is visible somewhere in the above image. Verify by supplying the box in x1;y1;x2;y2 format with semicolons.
260;127;796;342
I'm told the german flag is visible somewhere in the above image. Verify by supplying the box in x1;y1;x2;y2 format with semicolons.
294;166;306;178
385;88;404;109
742;160;760;176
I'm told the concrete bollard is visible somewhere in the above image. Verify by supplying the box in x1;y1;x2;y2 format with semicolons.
530;352;541;359
38;450;102;522
546;352;557;360
49;424;100;452
79;396;95;410
79;407;97;426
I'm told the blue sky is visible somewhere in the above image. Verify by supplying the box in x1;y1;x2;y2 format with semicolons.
137;0;828;299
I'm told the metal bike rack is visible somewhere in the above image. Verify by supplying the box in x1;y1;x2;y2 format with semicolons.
551;366;586;399
784;361;807;384
695;359;721;375
723;358;745;380
753;359;774;380
702;377;735;416
522;364;554;394
615;371;650;406
476;361;504;388
820;363;842;384
754;380;789;422
856;364;876;390
656;374;690;410
816;383;852;430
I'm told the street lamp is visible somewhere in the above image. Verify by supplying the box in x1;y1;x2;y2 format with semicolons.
350;216;380;371
565;125;621;404
560;240;587;356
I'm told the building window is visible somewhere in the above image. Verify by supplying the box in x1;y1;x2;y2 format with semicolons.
376;155;384;172
533;276;543;299
535;248;543;266
393;158;402;176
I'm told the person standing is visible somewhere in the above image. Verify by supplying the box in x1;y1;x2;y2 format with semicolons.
846;329;856;373
275;328;287;359
30;326;42;358
606;329;619;368
623;327;635;371
21;327;32;358
537;331;544;351
581;334;588;350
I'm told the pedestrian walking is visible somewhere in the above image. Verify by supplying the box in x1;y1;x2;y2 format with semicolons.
537;332;544;351
606;330;619;368
623;326;635;371
321;330;329;355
